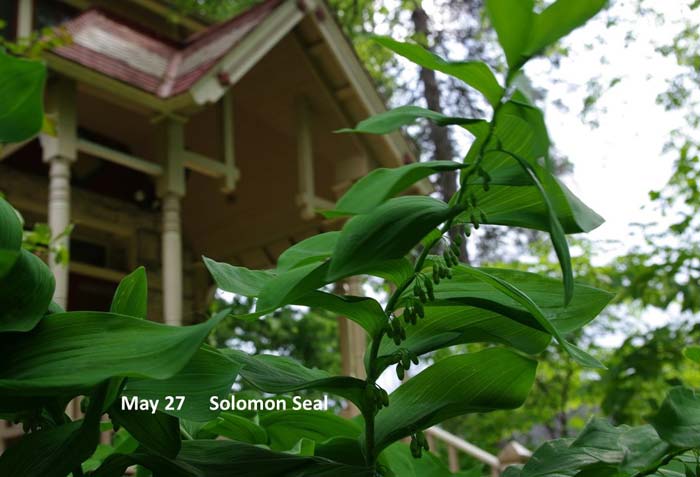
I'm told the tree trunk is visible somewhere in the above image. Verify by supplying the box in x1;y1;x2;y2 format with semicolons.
411;6;468;262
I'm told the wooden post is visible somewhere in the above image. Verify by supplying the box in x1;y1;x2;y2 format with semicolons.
448;445;460;472
338;276;366;417
40;78;77;310
221;90;240;192
296;98;316;220
157;119;186;326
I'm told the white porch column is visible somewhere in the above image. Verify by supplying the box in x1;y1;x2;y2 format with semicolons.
40;79;77;310
161;192;183;325
47;157;72;308
157;119;186;326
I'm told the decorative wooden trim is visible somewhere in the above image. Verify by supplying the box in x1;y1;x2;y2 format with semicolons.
70;262;126;283
78;139;164;176
190;0;306;105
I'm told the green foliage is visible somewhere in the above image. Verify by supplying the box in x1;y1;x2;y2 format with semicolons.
3;2;694;477
504;387;700;477
0;50;46;143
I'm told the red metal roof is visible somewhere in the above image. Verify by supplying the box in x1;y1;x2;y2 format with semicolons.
52;0;281;97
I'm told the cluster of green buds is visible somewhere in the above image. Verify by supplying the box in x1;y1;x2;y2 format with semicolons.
385;315;406;345
465;192;488;231
475;164;492;191
363;383;390;413
410;430;430;459
394;348;419;381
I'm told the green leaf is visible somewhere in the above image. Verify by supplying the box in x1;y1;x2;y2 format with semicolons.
109;408;181;458
371;348;537;452
123;345;240;422
223;350;366;410
295;291;386;337
327;161;468;218
492;147;574;303
485;0;534;69
436;266;604;368
0;51;47;143
0;197;22;277
0;310;226;396
652;387;700;449
277;232;339;271
201;412;268;444
256;261;331;313
203;256;275;297
380;442;458;477
259;410;361;452
684;346;700;364
373;37;503;107
0;249;55;332
110;266;148;319
380;269;611;370
337;105;483;135
96;440;369;476
525;0;608;57
516;418;671;477
328;196;460;282
91;450;200;477
463;158;603;234
0;381;109;477
177;439;371;476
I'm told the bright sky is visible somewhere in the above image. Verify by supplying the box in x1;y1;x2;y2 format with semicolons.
529;0;694;257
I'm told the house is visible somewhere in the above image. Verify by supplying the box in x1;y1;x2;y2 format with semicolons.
0;0;419;447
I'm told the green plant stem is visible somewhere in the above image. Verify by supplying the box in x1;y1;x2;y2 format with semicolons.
362;85;511;472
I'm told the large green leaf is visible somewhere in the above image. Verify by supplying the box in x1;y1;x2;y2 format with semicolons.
426;267;612;334
123;345;240;422
203;256;275;297
485;0;534;69
491;145;574;303
651;387;700;449
380;442;458;477
373;37;503;107
485;0;606;71
295;291;386;337
327;161;468;218
377;305;550;372
512;418;671;477
525;0;607;57
0;382;108;477
0;310;226;395
328;196;460;282
338;105;483;135
91;450;200;477
201;412;268;444
110;266;148;319
277;232;339;271
0;249;55;332
98;440;368;476
259;410;361;452
109;408;181;458
0;197;22;277
427;266;603;368
176;439;371;476
463;151;604;234
223;350;366;410
371;348;537;451
0;51;46;143
256;261;331;313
